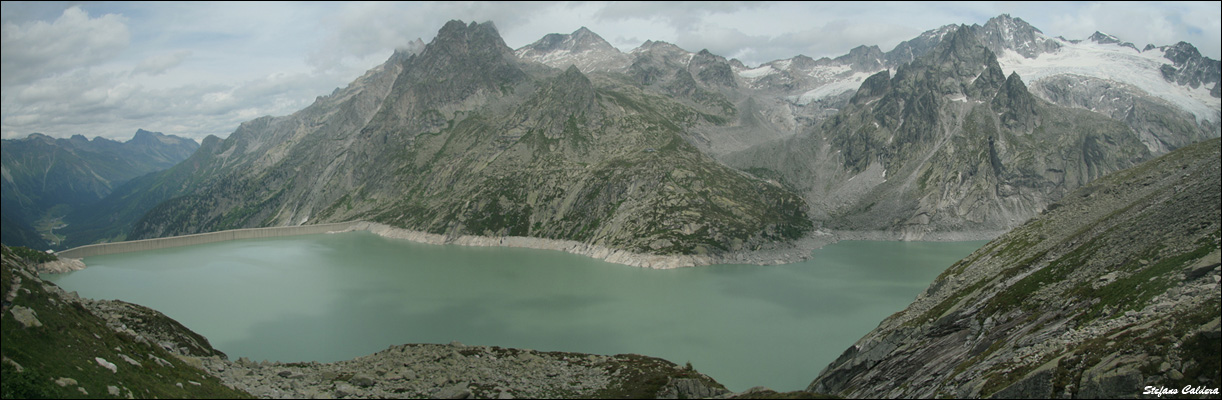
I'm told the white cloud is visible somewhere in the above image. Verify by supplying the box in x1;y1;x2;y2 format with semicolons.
1;2;1218;143
132;50;192;76
0;6;130;87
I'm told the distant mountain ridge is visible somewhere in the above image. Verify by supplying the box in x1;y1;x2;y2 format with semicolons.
516;14;1218;159
0;130;197;249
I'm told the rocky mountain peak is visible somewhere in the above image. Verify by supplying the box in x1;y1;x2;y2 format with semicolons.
557;64;593;89
130;129;171;145
1087;31;1121;44
391;19;526;109
413;20;519;74
515;26;628;73
924;25;1003;83
992;72;1037;132
632;40;687;56
1158;41;1221;95
394;38;426;55
690;49;738;87
22;132;50;140
885;23;958;66
1087;30;1139;51
849;69;891;105
835;45;885;71
974;14;1062;58
570;26;601;43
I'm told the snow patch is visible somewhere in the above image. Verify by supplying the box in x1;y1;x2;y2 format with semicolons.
790;71;876;105
738;65;776;79
996;41;1220;123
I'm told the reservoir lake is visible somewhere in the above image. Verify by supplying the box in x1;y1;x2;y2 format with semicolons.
44;231;986;392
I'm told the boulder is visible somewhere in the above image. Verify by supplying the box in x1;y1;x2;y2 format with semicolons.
350;373;376;387
432;383;471;399
95;357;118;373
10;306;42;328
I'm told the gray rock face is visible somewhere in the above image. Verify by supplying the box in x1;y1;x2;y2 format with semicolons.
808;138;1222;398
1158;41;1222;96
1030;75;1217;154
727;26;1151;237
975;14;1062;58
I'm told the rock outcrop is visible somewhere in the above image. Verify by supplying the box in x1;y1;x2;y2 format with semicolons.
199;343;729;399
808;138;1221;398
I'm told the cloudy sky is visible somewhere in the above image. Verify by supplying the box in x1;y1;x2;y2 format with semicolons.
3;1;1219;143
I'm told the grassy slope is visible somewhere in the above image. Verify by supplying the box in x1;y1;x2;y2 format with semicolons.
1;245;251;399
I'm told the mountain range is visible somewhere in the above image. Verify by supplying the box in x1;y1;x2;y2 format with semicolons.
7;15;1219;262
2;12;1219;400
0;130;198;249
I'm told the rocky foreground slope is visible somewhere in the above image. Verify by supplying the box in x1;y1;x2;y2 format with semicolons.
809;138;1221;398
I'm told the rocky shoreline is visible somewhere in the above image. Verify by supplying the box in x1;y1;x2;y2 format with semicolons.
35;257;87;274
193;343;733;399
54;220;1002;272
344;221;831;269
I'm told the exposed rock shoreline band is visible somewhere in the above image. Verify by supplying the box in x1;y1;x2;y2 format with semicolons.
49;220;1004;273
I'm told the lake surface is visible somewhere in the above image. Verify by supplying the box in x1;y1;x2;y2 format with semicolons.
44;231;985;392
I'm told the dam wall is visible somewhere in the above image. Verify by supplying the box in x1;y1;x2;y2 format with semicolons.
56;222;362;259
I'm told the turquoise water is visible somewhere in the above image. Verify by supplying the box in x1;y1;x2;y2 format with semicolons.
43;231;985;392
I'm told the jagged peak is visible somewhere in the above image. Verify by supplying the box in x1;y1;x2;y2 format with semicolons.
572;26;596;37
632;39;686;55
850;69;891;105
1003;71;1029;92
431;20;508;50
21;132;53;141
560;64;588;81
394;38;426;55
983;13;1043;34
521;26;615;53
1088;31;1121;44
836;45;885;71
551;64;594;98
1165;41;1202;58
932;25;990;61
132;129;161;139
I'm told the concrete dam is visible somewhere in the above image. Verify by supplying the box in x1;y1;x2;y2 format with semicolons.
55;222;364;259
